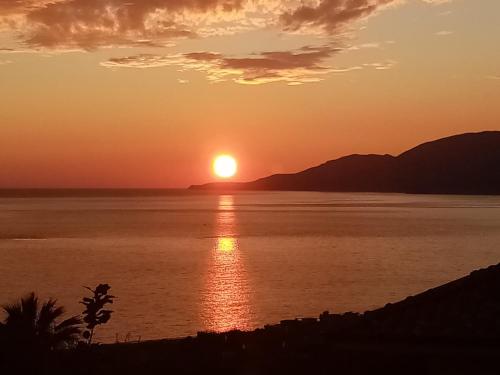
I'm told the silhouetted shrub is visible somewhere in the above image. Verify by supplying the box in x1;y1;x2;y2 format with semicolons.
0;292;81;372
81;284;116;345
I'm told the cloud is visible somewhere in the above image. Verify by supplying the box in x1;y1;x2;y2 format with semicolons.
101;46;342;84
280;0;395;34
280;0;453;34
486;75;500;81
0;0;453;50
0;0;30;15
22;0;216;49
101;44;395;85
435;30;453;36
203;45;343;84
422;0;452;4
1;0;249;49
362;60;396;70
102;53;185;69
184;51;222;61
221;46;338;71
0;0;448;86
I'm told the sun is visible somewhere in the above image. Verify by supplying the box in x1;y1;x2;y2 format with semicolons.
213;155;237;178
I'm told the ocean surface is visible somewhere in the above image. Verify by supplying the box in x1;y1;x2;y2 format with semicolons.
1;190;500;343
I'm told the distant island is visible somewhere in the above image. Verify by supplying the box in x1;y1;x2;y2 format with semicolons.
190;131;500;194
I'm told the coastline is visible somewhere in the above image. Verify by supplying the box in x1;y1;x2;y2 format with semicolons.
51;263;500;374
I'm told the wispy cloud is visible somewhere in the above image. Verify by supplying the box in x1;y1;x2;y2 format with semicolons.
101;46;342;85
0;0;450;86
0;0;453;50
101;44;396;85
485;75;500;81
435;30;453;36
280;0;395;35
422;0;452;4
1;0;247;49
362;60;397;70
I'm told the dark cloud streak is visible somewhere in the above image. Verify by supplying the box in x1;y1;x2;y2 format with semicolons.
281;0;395;33
102;45;348;85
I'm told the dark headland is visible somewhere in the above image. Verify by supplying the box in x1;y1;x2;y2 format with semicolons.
8;263;500;374
190;131;500;194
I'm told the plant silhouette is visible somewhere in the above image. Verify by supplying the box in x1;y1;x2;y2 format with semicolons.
0;293;81;372
1;292;81;350
81;284;116;345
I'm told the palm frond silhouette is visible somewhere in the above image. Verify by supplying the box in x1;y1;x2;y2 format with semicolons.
2;292;81;350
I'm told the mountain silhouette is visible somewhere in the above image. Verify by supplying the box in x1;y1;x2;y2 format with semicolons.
190;131;500;194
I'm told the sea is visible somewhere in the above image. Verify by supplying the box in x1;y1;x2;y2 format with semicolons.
1;190;500;343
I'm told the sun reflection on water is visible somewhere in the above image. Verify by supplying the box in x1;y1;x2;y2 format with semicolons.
201;195;252;332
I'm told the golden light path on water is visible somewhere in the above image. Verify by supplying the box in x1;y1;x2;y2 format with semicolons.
201;195;252;332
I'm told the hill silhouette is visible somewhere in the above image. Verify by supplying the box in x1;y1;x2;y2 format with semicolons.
190;131;500;194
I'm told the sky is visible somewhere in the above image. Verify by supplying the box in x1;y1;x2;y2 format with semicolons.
0;0;499;188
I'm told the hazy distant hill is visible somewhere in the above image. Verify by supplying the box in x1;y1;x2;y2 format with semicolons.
190;131;500;194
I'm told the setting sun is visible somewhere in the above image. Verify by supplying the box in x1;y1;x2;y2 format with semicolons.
213;155;237;178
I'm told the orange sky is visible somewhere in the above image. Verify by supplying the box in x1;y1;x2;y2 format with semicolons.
0;0;499;187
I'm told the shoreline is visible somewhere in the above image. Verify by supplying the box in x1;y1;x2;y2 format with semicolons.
50;263;500;374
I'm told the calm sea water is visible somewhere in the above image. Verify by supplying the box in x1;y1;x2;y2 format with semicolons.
1;191;500;342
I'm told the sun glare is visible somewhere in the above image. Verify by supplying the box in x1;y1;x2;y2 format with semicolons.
213;155;237;178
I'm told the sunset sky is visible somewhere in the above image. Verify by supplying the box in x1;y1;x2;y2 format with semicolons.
0;0;499;188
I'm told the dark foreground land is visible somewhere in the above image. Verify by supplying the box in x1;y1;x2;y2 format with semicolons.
5;263;500;374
